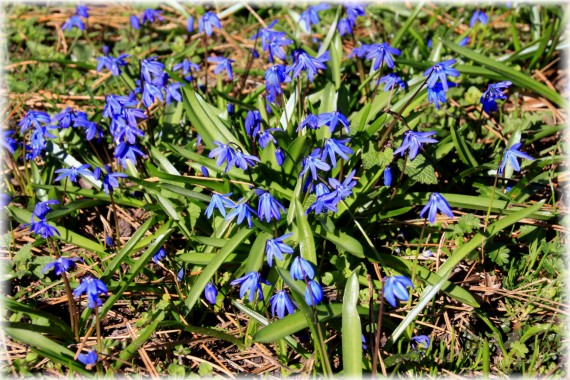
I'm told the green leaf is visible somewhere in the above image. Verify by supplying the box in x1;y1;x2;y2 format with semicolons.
183;228;254;314
112;310;165;370
391;1;425;47
245;231;272;274
4;326;90;375
8;206;107;254
253;303;368;343
293;198;317;265
342;270;362;376
314;224;364;258
2;297;73;341
181;86;243;150
102;216;157;281
450;123;478;168
398;154;437;185
440;37;565;107
386;201;546;347
99;225;174;318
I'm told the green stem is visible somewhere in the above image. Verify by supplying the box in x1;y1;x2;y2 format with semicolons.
377;74;431;149
372;282;385;376
411;218;427;284
50;239;78;341
109;191;123;250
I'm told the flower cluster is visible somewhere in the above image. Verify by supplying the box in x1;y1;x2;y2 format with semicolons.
62;5;89;31
103;94;146;168
251;21;293;63
23;200;60;239
96;46;129;77
130;8;164;29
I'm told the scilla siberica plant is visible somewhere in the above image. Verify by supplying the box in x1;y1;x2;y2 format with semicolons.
10;3;555;376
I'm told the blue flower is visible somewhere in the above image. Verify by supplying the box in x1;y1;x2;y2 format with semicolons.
305;280;323;306
173;58;200;82
77;350;98;366
227;103;235;115
349;44;371;59
114;142;145;168
42;257;82;276
130;15;141;29
52;107;75;129
275;147;285;166
54;164;92;183
205;192;234;219
177;268;185;281
140;9;164;25
199;12;222;37
62;15;85;31
208;141;236;172
165;82;184;105
251;21;292;63
204;282;218;304
307;184;338;214
96;53;129;76
458;36;470;46
299;149;331;180
345;4;366;25
427;82;457;109
481;81;512;114
141;81;165;107
208;56;235;81
18;110;51;134
255;189;286;223
258;129;279;149
384;166;392;187
105;236;115;247
322;138;353;168
270;290;295;319
470;10;488;27
420;192;454;224
1;131;18;154
297;113;320;132
411;335;431;350
140;58;166;83
32;200;59;220
290;256;315;280
379;73;406;92
231;150;260;171
499;142;534;175
264;65;290;101
287;49;329;82
225;199;257;228
230;272;270;302
423;59;460;92
337;18;353;36
365;42;401;70
384;275;414;308
327;169;358;200
393;130;438;160
73;113;103;142
187;16;194;32
299;4;331;32
27;220;60;239
317;111;350;134
265;233;294;267
94;165;128;195
245;110;262;137
152;246;167;263
76;5;89;18
73;276;108;309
